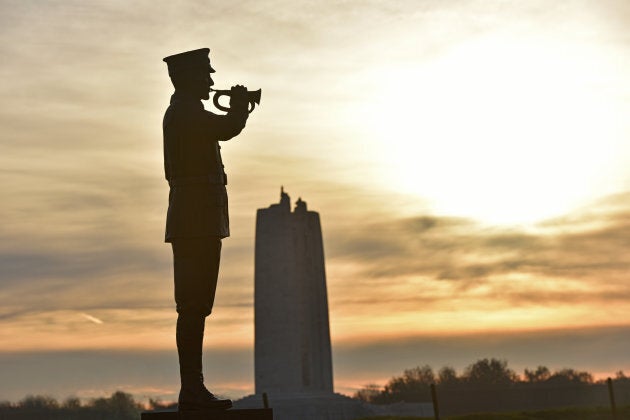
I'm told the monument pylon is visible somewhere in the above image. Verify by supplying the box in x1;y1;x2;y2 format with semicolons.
234;190;372;420
254;188;333;394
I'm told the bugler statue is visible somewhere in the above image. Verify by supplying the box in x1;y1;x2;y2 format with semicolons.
162;48;260;413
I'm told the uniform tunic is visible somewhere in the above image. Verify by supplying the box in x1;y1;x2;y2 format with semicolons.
163;91;248;241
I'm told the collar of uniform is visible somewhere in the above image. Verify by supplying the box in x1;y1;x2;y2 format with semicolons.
170;91;204;109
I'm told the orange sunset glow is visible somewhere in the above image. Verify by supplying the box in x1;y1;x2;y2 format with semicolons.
1;0;629;403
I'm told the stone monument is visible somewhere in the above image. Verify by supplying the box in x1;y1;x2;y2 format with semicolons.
254;188;333;394
234;189;372;420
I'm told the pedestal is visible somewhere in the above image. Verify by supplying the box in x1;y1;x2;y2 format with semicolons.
141;408;273;420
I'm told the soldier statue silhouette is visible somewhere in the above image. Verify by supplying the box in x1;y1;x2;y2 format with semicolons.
162;48;260;413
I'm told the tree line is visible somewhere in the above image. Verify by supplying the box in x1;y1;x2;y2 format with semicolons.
353;357;630;409
0;391;173;420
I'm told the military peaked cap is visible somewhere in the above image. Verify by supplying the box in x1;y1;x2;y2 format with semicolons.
163;48;215;76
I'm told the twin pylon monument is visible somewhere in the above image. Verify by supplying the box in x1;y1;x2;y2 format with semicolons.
254;188;334;395
235;189;370;419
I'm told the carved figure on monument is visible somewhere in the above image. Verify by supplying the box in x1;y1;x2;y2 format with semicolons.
162;48;260;413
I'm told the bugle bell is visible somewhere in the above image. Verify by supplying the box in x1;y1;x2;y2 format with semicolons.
211;88;261;113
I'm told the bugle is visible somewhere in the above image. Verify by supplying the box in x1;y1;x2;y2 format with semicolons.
211;88;261;113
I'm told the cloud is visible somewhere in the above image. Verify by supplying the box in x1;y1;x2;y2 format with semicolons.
80;313;104;324
0;233;173;327
325;192;630;309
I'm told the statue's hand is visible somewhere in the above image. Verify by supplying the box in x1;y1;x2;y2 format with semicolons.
229;85;249;113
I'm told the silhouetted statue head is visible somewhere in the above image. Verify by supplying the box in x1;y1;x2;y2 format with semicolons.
163;48;215;100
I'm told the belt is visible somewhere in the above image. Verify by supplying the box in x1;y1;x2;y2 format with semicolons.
168;174;226;187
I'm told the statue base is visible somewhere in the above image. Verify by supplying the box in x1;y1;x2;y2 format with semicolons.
141;408;273;420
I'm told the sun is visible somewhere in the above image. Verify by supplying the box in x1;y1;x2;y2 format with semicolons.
357;35;627;225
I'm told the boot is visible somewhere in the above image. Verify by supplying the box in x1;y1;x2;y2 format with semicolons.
178;373;232;411
176;313;232;411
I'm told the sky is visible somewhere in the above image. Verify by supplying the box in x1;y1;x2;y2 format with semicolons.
0;0;629;403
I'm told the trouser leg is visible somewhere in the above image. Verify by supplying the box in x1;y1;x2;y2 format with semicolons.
172;237;222;382
172;237;222;316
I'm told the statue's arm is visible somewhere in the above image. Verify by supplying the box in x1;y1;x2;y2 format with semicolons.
205;110;248;141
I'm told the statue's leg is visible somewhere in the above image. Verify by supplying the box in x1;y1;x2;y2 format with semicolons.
172;237;231;411
176;312;205;385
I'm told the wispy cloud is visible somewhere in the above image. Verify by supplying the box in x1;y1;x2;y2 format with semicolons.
80;313;104;324
329;192;629;281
